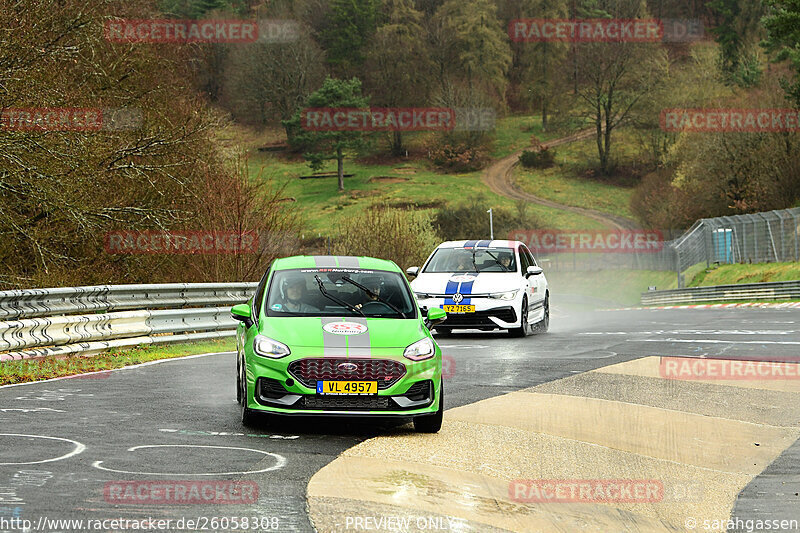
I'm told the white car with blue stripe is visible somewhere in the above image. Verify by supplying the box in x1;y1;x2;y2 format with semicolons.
407;240;549;336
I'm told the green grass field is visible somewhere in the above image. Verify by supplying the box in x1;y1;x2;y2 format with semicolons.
513;128;640;220
0;339;234;385
548;262;800;308
489;115;558;158
688;262;800;287
242;116;610;234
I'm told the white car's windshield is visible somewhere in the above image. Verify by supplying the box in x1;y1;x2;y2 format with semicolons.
423;247;517;273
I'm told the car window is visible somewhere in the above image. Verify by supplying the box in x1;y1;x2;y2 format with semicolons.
521;246;537;269
252;267;270;323
423;247;517;273
265;268;417;318
519;247;531;273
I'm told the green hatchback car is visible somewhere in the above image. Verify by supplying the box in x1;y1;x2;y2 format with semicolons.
231;255;447;433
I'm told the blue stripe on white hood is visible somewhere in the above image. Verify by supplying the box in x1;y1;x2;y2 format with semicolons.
443;274;478;305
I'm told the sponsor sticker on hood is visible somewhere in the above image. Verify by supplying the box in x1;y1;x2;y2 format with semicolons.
322;321;368;336
449;274;478;283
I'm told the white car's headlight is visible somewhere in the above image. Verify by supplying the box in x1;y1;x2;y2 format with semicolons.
489;290;519;300
414;292;432;300
403;337;435;361
253;334;291;359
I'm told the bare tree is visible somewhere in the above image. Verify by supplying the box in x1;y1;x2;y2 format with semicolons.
573;0;667;174
223;25;326;133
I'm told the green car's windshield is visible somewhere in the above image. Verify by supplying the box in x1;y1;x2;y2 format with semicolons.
423;247;517;273
265;268;417;319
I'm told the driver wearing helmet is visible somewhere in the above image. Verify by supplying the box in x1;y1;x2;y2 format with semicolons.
362;276;383;301
281;278;317;313
497;251;514;271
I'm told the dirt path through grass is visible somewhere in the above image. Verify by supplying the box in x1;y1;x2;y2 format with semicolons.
482;129;639;230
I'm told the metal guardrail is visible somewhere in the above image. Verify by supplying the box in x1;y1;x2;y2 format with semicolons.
641;280;800;306
0;283;257;361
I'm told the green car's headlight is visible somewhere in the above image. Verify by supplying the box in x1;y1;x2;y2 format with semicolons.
489;290;518;300
403;337;435;361
253;334;291;359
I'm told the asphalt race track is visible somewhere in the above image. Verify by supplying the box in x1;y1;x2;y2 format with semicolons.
1;305;798;532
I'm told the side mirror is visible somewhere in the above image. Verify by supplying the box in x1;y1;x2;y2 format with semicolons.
526;266;544;278
426;307;447;326
406;266;420;278
231;303;254;329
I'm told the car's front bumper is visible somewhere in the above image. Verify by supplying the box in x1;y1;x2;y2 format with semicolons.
244;354;441;416
417;297;522;329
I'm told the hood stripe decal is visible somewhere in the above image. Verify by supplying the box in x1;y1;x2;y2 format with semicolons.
443;279;459;305
320;317;371;358
459;280;474;305
337;256;360;268
320;317;347;357
443;275;477;305
314;256;338;268
345;317;371;357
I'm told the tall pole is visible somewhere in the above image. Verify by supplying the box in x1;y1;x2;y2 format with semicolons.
487;208;494;240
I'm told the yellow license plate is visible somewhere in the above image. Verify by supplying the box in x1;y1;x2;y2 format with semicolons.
316;381;378;395
442;304;475;313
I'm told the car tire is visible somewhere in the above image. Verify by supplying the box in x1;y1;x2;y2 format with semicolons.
236;354;242;405
413;381;443;433
532;294;549;334
509;296;531;337
240;364;258;427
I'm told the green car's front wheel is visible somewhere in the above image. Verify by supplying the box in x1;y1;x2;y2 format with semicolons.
240;363;259;427
236;356;243;405
413;381;443;433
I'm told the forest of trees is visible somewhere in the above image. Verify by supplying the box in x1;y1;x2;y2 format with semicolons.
1;0;799;287
181;0;800;228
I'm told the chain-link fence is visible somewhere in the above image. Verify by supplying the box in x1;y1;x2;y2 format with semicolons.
669;208;800;287
533;208;800;287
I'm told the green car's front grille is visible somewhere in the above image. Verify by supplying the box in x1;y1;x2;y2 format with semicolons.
288;358;407;390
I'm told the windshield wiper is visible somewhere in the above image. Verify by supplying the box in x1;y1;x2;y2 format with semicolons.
484;250;511;271
314;275;365;317
340;276;408;318
471;250;480;272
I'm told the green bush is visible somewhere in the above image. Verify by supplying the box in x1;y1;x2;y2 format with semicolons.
425;139;489;172
433;197;541;241
519;147;555;169
332;204;441;270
